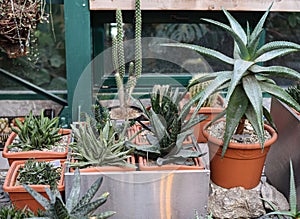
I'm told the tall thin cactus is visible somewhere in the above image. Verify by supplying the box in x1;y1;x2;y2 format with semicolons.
112;0;142;117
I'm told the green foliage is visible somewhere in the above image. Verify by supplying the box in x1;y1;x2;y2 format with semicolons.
23;169;116;219
18;159;61;190
126;85;207;166
189;73;219;107
287;83;300;105
69;115;135;169
92;103;110;132
162;5;300;157
0;205;38;218
112;0;142;112
8;111;62;151
263;160;300;219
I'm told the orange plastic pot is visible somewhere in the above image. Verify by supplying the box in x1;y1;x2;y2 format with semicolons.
182;93;224;143
203;122;278;189
3;159;65;213
3;129;72;165
69;155;137;172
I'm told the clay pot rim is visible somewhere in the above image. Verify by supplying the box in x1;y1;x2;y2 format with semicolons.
202;119;278;150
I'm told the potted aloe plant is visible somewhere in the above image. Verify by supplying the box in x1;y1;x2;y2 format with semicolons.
163;4;300;189
3;159;65;213
2;111;71;165
69;114;136;172
126;85;207;171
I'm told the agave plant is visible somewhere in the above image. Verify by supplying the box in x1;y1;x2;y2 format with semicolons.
163;4;300;156
8;111;62;151
111;0;142;119
23;169;115;219
69;115;135;169
126;85;207;166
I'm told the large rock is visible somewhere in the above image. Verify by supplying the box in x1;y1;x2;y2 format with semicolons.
209;183;266;218
261;181;289;211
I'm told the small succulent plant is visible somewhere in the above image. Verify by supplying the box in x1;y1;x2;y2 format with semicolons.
189;73;219;107
126;85;207;166
23;169;116;219
18;159;61;190
69;115;135;169
8;111;62;151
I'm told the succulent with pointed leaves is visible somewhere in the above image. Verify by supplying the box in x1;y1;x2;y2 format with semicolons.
8;111;62;151
126;85;207;166
23;169;116;219
69;115;136;169
162;4;300;157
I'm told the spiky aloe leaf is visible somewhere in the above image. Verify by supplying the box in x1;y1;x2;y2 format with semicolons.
242;75;264;147
250;65;300;80
161;43;234;65
201;17;249;59
54;196;69;219
225;59;253;102
223;86;249;156
89;211;117;219
260;81;300;112
254;41;300;60
149;108;169;141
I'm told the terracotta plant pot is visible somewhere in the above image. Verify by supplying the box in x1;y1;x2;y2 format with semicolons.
3;159;65;213
181;93;225;143
203;121;278;189
2;129;72;165
70;155;137;172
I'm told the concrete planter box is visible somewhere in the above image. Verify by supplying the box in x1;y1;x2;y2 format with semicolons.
65;168;210;218
265;98;300;205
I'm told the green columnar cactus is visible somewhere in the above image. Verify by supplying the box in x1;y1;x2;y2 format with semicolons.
112;0;142;118
189;74;219;107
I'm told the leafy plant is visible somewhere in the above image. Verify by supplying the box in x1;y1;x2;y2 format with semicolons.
69;115;135;169
162;4;300;156
8;111;62;151
287;83;300;105
189;73;219;107
92;103;110;132
263;160;300;219
112;0;142;119
126;85;207;166
23;169;116;219
18;159;61;190
0;205;39;218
